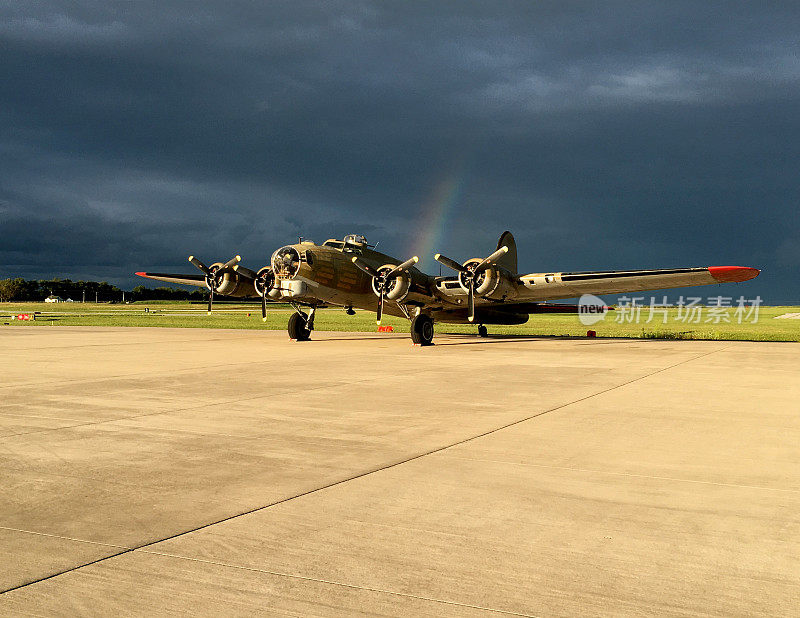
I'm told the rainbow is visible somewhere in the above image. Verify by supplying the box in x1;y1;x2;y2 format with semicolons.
409;163;469;271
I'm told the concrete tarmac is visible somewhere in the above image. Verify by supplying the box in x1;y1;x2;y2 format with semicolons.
1;326;798;616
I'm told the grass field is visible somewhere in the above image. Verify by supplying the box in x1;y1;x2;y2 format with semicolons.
2;301;798;341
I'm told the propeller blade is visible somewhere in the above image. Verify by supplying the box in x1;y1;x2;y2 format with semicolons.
221;255;241;271
377;287;384;325
207;286;214;315
351;256;379;278
261;290;267;322
233;264;257;279
474;246;509;273
467;283;475;323
434;253;467;273
189;256;212;276
387;256;419;277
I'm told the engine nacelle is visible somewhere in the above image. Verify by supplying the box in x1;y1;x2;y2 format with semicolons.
254;267;282;299
372;264;412;301
459;260;518;301
209;263;257;297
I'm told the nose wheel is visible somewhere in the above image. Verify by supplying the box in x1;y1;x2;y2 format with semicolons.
411;314;435;346
478;325;488;338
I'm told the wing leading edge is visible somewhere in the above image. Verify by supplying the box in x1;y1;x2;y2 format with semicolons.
135;272;208;287
517;266;760;301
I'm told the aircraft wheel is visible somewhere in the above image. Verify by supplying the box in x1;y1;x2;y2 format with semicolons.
411;314;434;346
288;312;310;341
478;325;488;338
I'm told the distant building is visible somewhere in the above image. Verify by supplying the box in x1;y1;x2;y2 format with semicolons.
44;295;63;303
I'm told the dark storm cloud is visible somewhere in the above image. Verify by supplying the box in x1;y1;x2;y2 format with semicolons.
1;1;798;299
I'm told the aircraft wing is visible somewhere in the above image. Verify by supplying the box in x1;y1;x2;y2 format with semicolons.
135;272;208;287
518;266;760;301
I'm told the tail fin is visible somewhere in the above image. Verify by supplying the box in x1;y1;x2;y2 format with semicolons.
495;231;517;274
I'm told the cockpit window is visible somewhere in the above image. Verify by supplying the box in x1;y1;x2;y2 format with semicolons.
272;246;301;278
322;240;344;249
343;234;368;246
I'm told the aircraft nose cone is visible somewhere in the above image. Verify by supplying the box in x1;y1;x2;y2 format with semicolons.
708;266;761;282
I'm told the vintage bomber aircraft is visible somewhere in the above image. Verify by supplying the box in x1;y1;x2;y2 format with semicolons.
136;232;760;345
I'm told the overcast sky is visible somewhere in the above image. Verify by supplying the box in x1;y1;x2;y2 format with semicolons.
1;1;798;301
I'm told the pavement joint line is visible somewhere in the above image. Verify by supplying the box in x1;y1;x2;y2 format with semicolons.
0;526;129;550
0;331;709;390
439;457;800;494
343;518;468;539
0;337;236;352
0;345;727;597
0;455;160;491
0;330;379;389
0;369;421;439
0;338;417;392
21;334;228;346
136;549;540;617
0;356;295;391
0;412;86;422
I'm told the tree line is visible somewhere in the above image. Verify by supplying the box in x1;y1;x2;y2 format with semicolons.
0;278;207;302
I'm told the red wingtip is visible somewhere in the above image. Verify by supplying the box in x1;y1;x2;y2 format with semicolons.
708;266;760;283
135;271;148;277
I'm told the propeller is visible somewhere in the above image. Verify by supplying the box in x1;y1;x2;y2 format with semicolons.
352;255;418;325
188;256;212;276
434;246;508;322
252;267;276;322
432;253;467;274
189;254;241;314
233;263;270;321
232;264;257;279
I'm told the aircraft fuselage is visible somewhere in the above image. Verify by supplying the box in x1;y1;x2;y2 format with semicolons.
270;240;431;318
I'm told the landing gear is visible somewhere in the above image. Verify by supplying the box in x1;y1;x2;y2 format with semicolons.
410;314;434;346
478;324;488;338
288;311;311;341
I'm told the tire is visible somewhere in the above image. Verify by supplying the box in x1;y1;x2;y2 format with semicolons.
478;325;488;338
411;314;434;346
288;312;310;341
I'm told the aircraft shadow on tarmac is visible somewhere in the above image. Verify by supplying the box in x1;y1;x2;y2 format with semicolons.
431;334;641;346
311;333;649;346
